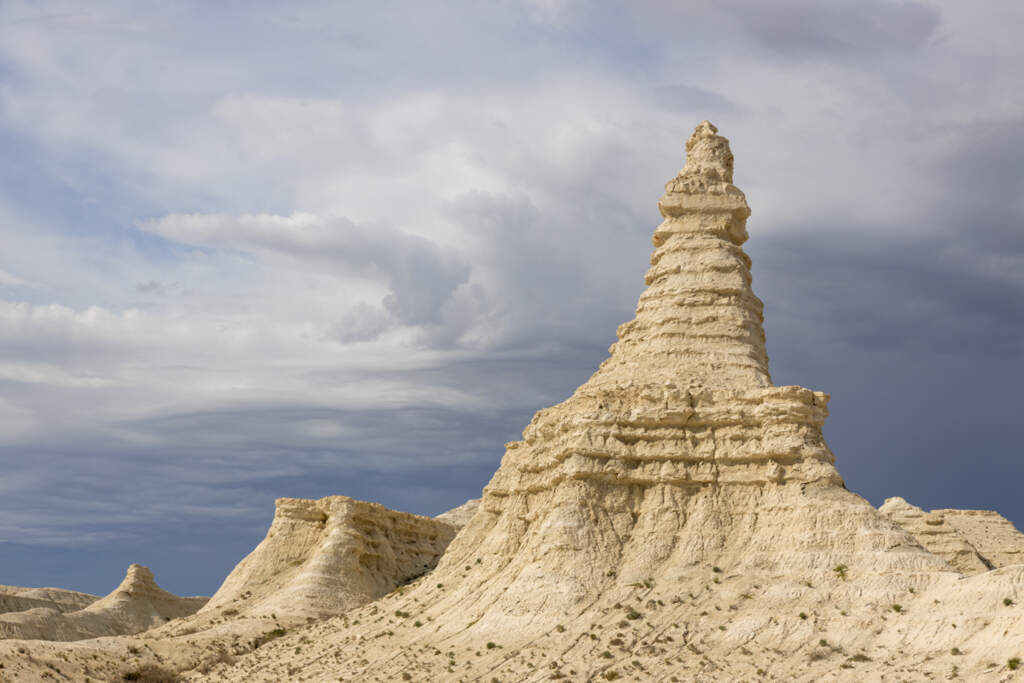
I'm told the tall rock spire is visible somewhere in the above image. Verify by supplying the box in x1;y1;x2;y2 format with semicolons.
414;121;947;630
594;120;770;390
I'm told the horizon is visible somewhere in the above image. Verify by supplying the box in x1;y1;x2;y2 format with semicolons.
1;1;1022;597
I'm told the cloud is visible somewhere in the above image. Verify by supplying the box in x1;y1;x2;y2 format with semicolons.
141;212;471;329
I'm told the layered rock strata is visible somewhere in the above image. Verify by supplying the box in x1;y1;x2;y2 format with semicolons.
200;495;458;619
936;508;1024;569
0;586;98;616
881;497;1024;573
0;564;205;641
879;496;991;574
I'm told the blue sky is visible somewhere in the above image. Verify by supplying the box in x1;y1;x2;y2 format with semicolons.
1;0;1022;597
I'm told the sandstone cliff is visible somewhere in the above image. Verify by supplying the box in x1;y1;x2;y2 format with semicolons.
881;496;1024;574
199;496;457;620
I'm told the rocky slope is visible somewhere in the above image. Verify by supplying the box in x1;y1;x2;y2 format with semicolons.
938;508;1024;570
879;496;991;574
881;496;1024;575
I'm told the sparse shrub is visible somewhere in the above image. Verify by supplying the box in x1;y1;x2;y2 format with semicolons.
626;610;642;620
849;653;871;663
120;664;180;682
951;647;961;656
402;674;412;681
555;624;566;633
712;566;722;574
798;612;808;620
600;650;614;659
1009;657;1021;671
394;610;410;618
833;564;848;580
602;671;621;680
891;604;903;613
486;642;497;650
413;620;423;627
819;639;828;647
1004;597;1015;606
251;628;287;649
222;608;238;616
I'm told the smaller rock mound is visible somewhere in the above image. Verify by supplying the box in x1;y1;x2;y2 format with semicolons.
0;564;206;641
199;496;457;620
434;498;480;528
880;497;1024;574
0;585;98;616
879;497;990;574
934;507;1024;569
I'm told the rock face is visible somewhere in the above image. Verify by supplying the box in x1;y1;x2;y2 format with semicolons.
0;564;205;641
0;586;98;616
938;508;1024;568
200;496;458;619
881;497;1024;573
434;498;480;528
879;497;991;574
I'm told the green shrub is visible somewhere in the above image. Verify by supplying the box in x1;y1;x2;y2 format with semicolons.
121;665;180;682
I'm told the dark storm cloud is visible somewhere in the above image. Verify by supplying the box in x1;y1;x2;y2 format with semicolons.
723;0;941;61
755;231;1024;358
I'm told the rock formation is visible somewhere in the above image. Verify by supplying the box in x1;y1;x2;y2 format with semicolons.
199;496;457;619
879;496;991;574
1;121;1023;682
0;585;98;616
0;564;205;641
434;497;480;528
881;496;1024;574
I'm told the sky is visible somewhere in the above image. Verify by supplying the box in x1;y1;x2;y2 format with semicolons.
0;0;1022;597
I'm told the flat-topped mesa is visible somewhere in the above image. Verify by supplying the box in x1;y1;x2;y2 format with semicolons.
595;121;770;390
